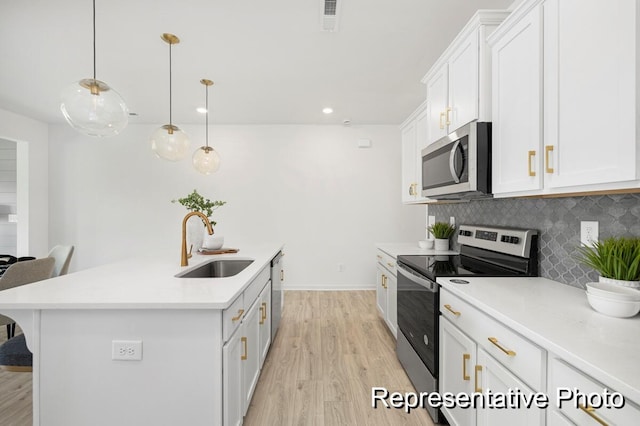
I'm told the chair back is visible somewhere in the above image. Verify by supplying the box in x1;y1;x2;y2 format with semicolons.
47;245;74;277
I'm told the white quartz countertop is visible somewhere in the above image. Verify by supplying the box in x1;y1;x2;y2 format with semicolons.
438;276;640;405
376;242;458;257
0;243;283;310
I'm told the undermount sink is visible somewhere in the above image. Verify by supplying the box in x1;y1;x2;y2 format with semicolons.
176;259;254;278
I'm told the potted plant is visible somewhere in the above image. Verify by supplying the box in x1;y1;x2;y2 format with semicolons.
575;237;640;288
172;190;226;250
428;222;456;251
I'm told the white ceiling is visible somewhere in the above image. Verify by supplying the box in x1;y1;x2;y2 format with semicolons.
0;0;514;126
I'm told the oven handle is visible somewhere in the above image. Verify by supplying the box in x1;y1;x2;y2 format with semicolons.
397;264;437;292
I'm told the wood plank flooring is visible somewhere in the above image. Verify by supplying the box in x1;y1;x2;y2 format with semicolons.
0;291;435;426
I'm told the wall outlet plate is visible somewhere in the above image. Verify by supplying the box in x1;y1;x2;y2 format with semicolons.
580;221;599;247
112;340;143;361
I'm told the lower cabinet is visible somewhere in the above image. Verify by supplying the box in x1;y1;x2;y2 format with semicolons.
375;249;397;338
222;267;272;426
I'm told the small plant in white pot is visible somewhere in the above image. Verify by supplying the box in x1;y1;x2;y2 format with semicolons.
172;190;226;250
428;222;456;251
575;237;640;288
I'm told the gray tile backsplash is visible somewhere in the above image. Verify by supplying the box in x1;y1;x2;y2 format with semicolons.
427;194;640;288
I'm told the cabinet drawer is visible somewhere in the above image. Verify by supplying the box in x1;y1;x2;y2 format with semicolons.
549;357;640;425
441;288;545;390
376;250;396;276
244;266;270;309
223;294;244;342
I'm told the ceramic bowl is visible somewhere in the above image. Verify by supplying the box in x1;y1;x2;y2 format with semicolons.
202;234;224;250
586;291;640;318
586;281;640;301
418;240;434;249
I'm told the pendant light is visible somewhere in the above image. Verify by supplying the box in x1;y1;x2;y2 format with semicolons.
193;79;221;174
60;0;128;137
150;33;190;161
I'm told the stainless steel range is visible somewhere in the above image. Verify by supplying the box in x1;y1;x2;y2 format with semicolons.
395;224;538;423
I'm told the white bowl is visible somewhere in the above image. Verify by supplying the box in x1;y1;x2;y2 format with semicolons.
586;291;640;318
202;234;224;250
586;281;640;301
418;240;434;249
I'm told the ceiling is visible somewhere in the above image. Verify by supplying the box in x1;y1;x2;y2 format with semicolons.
0;0;514;126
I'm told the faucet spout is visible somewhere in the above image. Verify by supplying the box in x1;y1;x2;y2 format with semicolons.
181;211;214;266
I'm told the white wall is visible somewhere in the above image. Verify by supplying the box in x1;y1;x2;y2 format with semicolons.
0;108;49;257
48;123;424;289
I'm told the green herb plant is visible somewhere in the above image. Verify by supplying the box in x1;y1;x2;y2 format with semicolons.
172;189;226;226
428;222;456;239
575;237;640;281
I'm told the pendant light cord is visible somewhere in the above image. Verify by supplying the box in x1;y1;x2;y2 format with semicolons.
92;0;96;81
169;42;173;127
205;84;209;148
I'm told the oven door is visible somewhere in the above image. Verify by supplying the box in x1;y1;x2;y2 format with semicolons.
396;262;439;377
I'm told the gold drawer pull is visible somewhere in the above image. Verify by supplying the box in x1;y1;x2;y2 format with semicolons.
474;365;482;392
231;309;244;322
241;337;248;360
462;354;470;381
488;337;516;356
445;107;452;125
262;302;267;322
528;150;536;177
545;145;554;173
444;304;460;317
259;305;264;325
377;255;382;260
439;112;446;129
387;262;394;268
579;404;609;426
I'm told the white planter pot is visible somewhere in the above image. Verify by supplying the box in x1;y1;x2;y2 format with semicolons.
202;233;224;250
434;238;449;252
599;276;640;289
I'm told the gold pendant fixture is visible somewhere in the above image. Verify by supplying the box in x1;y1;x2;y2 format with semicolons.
150;33;190;161
192;78;221;174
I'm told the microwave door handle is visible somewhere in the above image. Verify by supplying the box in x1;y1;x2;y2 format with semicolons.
449;140;461;183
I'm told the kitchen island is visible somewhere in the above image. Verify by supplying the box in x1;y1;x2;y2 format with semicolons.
0;243;283;426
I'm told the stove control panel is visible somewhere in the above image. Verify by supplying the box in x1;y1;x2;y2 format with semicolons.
457;225;538;258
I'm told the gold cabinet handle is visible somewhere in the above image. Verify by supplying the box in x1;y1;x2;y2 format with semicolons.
231;309;245;322
376;255;382;260
259;305;264;325
462;354;470;381
409;184;414;196
488;337;516;356
262;302;267;322
383;275;388;289
241;337;248;360
439;112;446;129
445;107;452;125
579;404;609;426
387;262;394;268
474;365;482;392
545;145;554;173
444;304;461;317
528;150;536;177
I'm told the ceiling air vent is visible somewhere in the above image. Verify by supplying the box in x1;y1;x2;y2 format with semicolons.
322;0;340;32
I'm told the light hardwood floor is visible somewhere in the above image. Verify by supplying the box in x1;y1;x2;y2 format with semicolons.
0;291;435;425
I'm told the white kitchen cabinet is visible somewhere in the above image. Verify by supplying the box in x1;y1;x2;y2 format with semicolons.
440;288;545;426
223;329;243;426
401;101;432;204
490;0;639;197
422;11;508;145
258;281;271;369
242;297;261;415
375;249;397;338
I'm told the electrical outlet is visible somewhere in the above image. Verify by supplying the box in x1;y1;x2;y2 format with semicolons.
428;215;436;227
581;221;599;247
112;340;143;361
450;216;455;227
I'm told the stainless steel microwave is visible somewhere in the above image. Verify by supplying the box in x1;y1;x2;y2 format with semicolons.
421;121;491;200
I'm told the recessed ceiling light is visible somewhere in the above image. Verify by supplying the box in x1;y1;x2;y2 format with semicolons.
197;107;207;114
322;107;333;114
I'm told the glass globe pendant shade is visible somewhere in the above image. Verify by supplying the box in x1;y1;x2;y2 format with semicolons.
150;124;190;161
193;146;221;174
60;79;129;137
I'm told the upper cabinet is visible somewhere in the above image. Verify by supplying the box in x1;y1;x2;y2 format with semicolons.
490;0;639;197
423;11;510;145
401;101;431;203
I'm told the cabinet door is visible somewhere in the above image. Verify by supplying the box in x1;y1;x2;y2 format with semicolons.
401;120;418;202
543;0;637;189
258;281;272;369
448;29;479;131
241;299;261;415
384;273;397;339
476;348;544;426
426;65;449;144
491;5;543;195
439;318;477;426
223;331;243;426
375;265;387;318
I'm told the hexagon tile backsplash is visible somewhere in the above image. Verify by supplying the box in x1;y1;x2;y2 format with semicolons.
427;193;640;289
